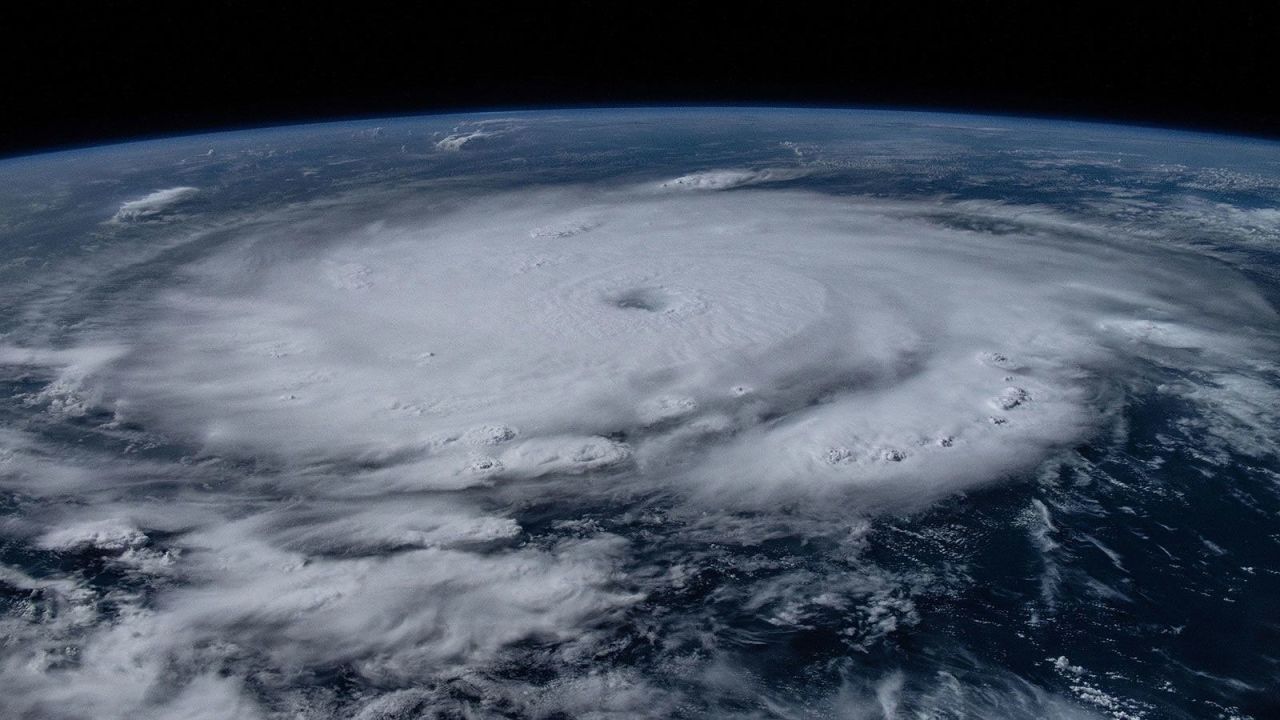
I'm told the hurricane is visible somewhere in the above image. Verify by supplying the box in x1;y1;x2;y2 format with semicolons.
1;109;1277;719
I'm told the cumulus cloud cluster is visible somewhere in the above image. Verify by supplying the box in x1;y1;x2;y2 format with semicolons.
655;167;810;190
432;119;521;151
111;186;198;222
2;175;1277;718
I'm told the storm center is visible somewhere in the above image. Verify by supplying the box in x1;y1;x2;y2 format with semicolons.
608;286;670;312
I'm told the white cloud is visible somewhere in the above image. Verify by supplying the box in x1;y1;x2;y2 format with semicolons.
60;189;1274;508
656;167;809;190
433;119;521;151
37;518;147;552
434;129;494;151
1;512;638;717
111;186;198;222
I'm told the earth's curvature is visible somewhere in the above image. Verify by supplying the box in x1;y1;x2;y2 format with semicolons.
1;109;1278;719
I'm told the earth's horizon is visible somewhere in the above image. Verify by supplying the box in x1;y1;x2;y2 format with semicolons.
1;108;1277;719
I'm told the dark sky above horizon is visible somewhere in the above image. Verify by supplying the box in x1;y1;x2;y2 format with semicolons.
4;2;1278;157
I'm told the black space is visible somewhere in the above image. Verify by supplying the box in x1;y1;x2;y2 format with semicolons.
4;2;1279;157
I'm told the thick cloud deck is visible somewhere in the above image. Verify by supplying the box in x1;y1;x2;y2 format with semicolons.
84;189;1273;506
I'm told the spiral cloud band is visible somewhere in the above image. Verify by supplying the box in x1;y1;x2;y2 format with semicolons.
85;188;1274;504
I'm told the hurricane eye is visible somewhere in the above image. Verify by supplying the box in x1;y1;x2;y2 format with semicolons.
608;287;669;312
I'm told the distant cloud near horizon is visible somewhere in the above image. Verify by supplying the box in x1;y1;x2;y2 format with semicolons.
657;167;810;190
433;119;522;151
111;186;198;222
